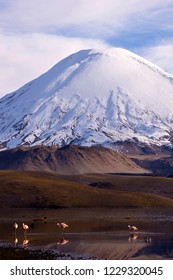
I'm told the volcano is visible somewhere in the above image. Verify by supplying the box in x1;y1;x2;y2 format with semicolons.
0;48;173;151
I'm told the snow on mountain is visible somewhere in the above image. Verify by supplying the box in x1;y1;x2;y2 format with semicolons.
0;48;173;150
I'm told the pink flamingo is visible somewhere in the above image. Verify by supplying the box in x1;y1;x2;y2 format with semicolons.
22;223;29;234
128;225;138;231
13;222;18;233
57;222;69;231
13;222;18;239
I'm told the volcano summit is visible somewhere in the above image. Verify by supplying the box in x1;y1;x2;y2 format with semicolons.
0;48;173;151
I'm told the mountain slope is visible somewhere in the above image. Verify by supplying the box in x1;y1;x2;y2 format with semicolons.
0;48;173;150
0;145;147;174
131;155;173;176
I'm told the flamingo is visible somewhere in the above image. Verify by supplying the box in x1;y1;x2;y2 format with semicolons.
22;223;29;234
13;222;18;233
13;222;18;239
128;225;138;231
57;222;69;231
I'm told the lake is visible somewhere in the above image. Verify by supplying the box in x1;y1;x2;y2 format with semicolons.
0;207;173;259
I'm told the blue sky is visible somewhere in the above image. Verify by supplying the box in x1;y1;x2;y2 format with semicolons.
0;0;173;96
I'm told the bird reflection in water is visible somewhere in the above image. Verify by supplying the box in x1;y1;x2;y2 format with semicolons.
13;237;29;247
23;238;29;246
57;237;69;245
14;238;18;247
128;233;138;242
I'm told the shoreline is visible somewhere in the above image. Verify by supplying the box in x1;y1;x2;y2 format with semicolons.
0;242;172;260
0;207;173;260
0;243;95;260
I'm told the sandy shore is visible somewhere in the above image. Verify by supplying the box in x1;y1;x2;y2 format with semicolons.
0;241;171;260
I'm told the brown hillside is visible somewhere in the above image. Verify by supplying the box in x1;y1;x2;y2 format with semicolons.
0;145;147;174
0;171;173;208
130;155;173;176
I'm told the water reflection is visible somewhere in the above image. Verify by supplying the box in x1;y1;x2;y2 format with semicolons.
14;238;18;247
57;238;69;245
0;207;173;259
23;239;29;246
128;233;138;242
33;217;47;223
13;237;29;247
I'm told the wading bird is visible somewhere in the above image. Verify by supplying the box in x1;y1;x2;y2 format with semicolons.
128;225;138;231
145;236;152;243
22;223;29;234
57;222;69;231
33;217;47;223
13;222;18;233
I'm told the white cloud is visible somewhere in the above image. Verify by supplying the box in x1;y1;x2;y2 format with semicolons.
0;33;109;97
0;0;173;97
0;0;172;36
139;42;173;74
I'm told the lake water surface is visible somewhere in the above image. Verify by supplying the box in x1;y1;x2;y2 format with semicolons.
0;208;173;259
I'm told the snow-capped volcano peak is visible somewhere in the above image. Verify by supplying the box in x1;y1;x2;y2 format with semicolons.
0;48;173;150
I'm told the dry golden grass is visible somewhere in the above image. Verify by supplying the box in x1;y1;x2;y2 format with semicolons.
0;171;173;208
